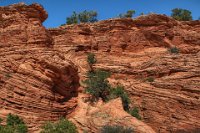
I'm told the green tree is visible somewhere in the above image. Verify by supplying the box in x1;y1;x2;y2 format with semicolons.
0;114;28;133
171;8;192;21
40;119;77;133
101;125;134;133
66;10;98;25
129;107;142;120
66;11;78;25
119;10;136;18
84;69;111;101
109;86;130;111
79;10;98;23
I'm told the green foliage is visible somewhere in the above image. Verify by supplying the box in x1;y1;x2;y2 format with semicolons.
79;10;98;23
0;118;2;123
66;11;78;25
84;69;111;101
169;47;179;54
66;10;98;25
109;86;130;111
171;8;192;21
101;125;134;133
140;12;144;15
40;119;77;133
0;114;28;133
87;53;96;65
119;10;136;18
146;77;154;82
6;113;25;126
129;107;141;120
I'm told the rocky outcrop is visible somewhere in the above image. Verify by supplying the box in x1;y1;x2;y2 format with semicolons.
70;94;155;133
0;3;79;132
49;15;200;132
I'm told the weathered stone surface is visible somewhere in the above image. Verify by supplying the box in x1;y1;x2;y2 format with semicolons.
0;3;79;132
49;14;200;132
70;94;155;133
1;3;200;133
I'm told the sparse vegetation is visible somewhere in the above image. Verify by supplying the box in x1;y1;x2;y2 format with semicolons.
101;125;134;133
66;10;98;25
66;11;78;25
84;69;111;101
119;10;136;18
0;114;28;133
109;86;130;111
40;118;77;133
171;8;192;21
169;47;179;54
146;77;154;82
84;53;142;121
87;53;96;66
129;107;142;120
79;10;98;23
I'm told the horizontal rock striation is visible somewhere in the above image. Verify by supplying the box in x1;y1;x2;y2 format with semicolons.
0;3;79;132
0;2;200;133
49;15;200;132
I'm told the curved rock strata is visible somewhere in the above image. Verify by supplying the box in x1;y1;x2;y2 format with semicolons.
0;3;200;133
0;3;79;132
49;14;200;132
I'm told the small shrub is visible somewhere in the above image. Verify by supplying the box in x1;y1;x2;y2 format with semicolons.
119;10;136;18
0;114;28;133
6;113;25;126
87;53;96;65
41;118;77;133
109;86;130;111
129;107;142;120
84;69;111;101
146;77;154;82
169;47;179;54
101;125;134;133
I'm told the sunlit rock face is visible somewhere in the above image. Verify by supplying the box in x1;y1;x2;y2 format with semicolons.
0;3;79;132
49;14;200;132
0;2;200;133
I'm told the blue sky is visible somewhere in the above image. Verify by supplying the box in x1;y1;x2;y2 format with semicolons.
0;0;200;28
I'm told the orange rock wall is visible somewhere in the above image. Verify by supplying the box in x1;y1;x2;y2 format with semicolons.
49;15;200;132
0;3;79;131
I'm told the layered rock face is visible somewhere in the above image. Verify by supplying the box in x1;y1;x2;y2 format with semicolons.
70;94;155;133
0;3;79;131
0;3;200;133
49;15;200;132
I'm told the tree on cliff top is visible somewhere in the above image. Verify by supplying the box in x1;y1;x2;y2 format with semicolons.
66;10;98;25
79;10;98;23
171;8;192;21
119;10;136;18
66;11;78;25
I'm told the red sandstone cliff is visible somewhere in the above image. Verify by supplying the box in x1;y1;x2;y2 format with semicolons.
49;13;200;133
0;3;79;131
0;3;200;133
